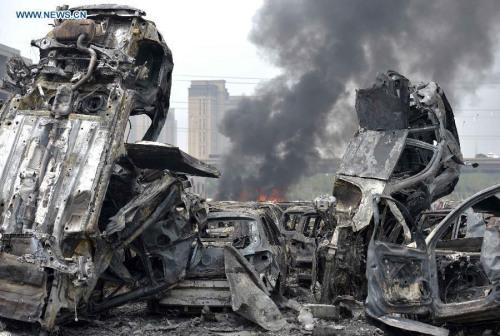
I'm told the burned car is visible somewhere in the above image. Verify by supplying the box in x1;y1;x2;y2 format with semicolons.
279;205;311;240
366;183;500;336
287;207;327;285
276;201;311;210
278;197;336;287
418;206;485;241
258;201;285;224
0;5;219;332
154;207;288;330
316;71;463;303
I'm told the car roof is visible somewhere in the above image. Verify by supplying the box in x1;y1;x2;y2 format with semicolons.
284;205;313;214
207;209;263;220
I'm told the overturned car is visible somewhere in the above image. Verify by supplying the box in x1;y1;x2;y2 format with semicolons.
0;5;219;332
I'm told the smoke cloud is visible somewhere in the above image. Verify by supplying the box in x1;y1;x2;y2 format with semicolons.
216;0;500;200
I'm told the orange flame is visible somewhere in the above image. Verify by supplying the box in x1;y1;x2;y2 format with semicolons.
257;189;285;202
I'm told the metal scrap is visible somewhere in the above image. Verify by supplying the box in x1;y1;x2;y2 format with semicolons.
224;245;288;331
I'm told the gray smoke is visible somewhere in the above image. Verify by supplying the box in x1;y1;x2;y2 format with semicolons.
216;0;500;201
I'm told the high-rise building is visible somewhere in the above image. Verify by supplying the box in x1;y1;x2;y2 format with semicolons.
159;108;177;146
188;80;230;160
187;82;251;198
127;108;177;145
227;95;246;109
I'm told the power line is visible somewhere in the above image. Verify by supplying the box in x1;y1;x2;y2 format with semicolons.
170;105;500;116
171;101;500;111
173;79;261;85
174;74;272;80
172;79;500;88
173;74;500;85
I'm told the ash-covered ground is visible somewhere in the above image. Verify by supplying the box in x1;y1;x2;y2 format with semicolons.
2;276;498;336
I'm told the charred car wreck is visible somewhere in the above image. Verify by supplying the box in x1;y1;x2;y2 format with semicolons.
315;70;464;304
1;5;499;333
312;71;500;334
154;205;288;330
0;5;220;333
366;184;500;336
279;197;335;286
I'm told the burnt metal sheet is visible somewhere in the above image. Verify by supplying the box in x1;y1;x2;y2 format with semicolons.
435;237;483;252
125;141;220;178
0;252;47;323
355;72;410;131
0;114;111;234
375;315;449;336
159;279;231;307
224;245;287;331
481;217;500;283
337;129;407;180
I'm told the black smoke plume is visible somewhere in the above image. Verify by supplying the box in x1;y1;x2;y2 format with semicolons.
217;0;500;201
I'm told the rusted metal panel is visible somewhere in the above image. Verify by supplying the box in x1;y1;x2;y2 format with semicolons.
54;19;96;42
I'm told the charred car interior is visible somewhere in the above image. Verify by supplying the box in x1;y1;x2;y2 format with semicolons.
0;5;499;336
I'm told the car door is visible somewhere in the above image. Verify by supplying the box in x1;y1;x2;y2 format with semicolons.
425;184;500;323
290;214;317;268
260;214;288;294
279;210;303;242
366;195;433;318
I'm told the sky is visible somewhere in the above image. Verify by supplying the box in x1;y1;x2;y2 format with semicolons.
0;0;499;158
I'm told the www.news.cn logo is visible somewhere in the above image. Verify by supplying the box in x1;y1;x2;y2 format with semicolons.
16;10;87;19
